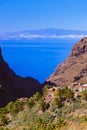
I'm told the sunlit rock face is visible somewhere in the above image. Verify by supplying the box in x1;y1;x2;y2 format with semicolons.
46;37;87;87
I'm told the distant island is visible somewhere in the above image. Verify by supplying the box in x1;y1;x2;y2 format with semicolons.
0;28;87;40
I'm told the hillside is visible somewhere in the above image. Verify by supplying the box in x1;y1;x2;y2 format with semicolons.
45;37;87;87
0;38;87;129
0;86;87;130
0;47;41;107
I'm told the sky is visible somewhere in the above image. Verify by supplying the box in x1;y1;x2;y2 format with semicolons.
0;0;87;32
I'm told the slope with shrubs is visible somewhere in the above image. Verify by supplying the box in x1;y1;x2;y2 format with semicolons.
0;85;87;130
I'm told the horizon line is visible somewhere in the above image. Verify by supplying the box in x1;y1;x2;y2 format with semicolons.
1;28;87;33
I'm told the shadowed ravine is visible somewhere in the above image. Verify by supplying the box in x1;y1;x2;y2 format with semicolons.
1;37;87;106
0;47;42;106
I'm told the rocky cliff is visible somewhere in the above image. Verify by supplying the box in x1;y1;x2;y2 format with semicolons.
45;37;87;87
0;47;41;106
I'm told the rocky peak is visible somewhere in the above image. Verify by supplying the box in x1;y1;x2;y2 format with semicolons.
45;37;87;87
70;37;87;57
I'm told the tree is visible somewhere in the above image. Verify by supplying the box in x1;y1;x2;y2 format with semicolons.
6;100;24;114
62;87;74;100
39;98;47;112
12;100;24;114
52;97;63;108
27;97;35;109
33;92;41;101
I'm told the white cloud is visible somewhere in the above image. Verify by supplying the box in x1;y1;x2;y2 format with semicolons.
19;34;87;39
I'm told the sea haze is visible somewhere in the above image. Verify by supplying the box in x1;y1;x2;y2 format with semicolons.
0;40;77;83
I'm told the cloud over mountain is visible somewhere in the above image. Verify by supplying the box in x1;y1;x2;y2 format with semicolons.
0;28;87;40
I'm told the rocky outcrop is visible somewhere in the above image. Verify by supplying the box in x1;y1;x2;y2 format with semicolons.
0;47;41;106
45;37;87;87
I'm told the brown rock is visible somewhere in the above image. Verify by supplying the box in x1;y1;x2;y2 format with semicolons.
45;37;87;87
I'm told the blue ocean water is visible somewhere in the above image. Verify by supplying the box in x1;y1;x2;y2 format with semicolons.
0;40;77;83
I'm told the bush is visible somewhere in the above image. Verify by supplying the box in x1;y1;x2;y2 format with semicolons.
33;92;41;101
39;99;48;112
52;97;63;108
27;97;35;109
0;115;9;126
62;87;74;100
42;85;50;96
55;117;66;127
6;100;24;114
0;128;10;130
80;115;87;122
0;107;8;115
82;90;87;101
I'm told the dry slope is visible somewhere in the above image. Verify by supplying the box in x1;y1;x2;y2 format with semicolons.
46;37;87;87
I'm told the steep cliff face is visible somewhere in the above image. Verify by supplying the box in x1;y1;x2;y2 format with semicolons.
46;37;87;87
0;47;41;106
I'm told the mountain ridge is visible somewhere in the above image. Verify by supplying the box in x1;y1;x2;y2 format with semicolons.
45;37;87;87
0;47;42;106
0;28;87;40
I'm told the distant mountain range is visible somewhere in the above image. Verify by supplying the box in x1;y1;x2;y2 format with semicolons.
0;28;87;40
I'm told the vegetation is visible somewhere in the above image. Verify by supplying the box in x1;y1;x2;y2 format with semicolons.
0;86;87;130
82;89;87;101
42;85;50;96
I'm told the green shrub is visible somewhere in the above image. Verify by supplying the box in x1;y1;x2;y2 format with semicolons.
42;85;50;96
33;92;41;101
5;102;13;113
6;100;24;114
0;107;8;114
39;98;48;112
52;97;63;108
27;97;35;109
82;90;87;101
55;117;66;127
0;128;10;130
0;115;9;126
80;115;87;122
23;128;28;130
62;87;74;101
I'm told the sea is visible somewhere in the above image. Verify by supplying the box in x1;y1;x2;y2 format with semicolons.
0;39;78;83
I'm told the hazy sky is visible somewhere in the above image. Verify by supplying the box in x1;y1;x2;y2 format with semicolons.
0;0;87;32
